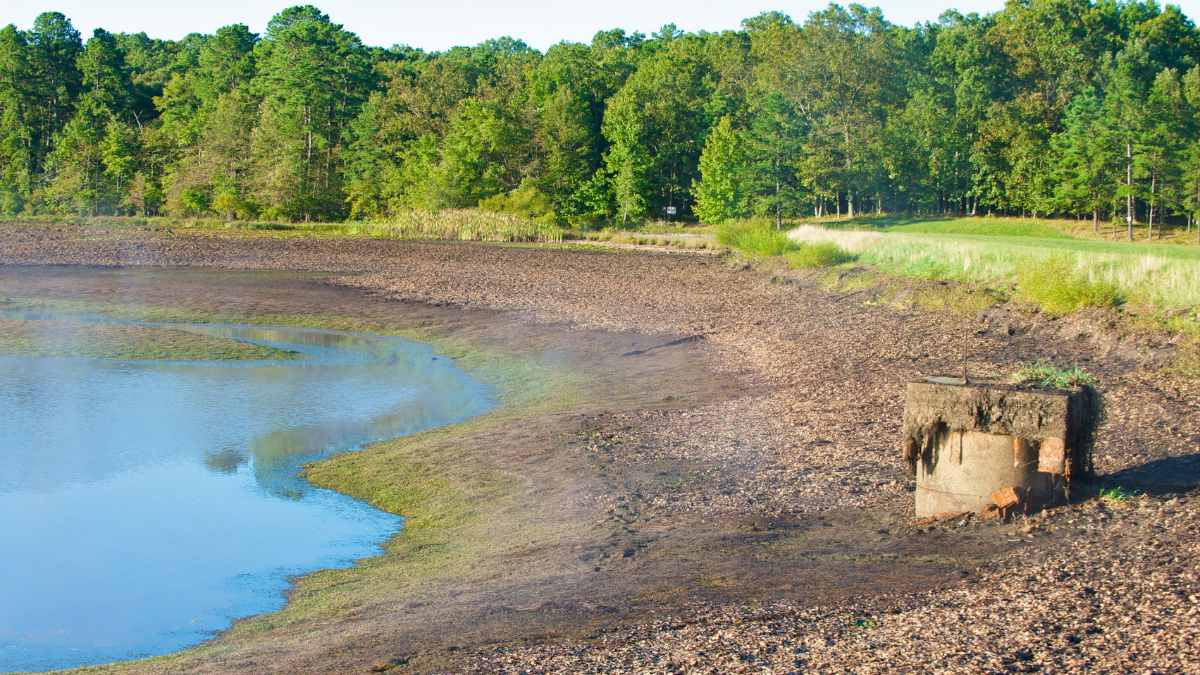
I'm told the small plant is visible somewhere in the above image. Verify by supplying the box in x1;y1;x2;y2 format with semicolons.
1098;485;1137;502
1016;256;1122;316
785;242;856;269
853;618;878;629
1010;361;1099;389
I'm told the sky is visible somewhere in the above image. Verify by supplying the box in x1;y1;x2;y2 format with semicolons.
4;1;1200;51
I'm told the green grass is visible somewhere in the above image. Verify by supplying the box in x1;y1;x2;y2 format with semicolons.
784;242;856;269
716;220;798;257
814;216;1074;239
1016;256;1123;315
1010;361;1099;389
1098;485;1138;502
788;222;1200;315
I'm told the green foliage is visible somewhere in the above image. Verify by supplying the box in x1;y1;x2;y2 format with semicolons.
1010;361;1100;389
4;2;1200;231
785;242;855;268
478;182;555;221
1017;256;1123;315
716;219;797;257
692;116;748;224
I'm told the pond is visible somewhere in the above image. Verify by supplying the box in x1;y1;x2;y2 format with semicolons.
0;316;494;672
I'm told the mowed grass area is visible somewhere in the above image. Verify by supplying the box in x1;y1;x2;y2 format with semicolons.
788;217;1200;317
810;214;1200;244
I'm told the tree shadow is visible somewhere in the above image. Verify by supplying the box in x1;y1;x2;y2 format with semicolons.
1101;453;1200;496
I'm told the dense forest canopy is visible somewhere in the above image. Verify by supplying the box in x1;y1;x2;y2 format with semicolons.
2;1;1200;231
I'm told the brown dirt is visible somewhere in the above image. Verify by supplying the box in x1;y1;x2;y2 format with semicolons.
1;224;1198;673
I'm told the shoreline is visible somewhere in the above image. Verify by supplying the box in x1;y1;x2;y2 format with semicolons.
1;227;1197;672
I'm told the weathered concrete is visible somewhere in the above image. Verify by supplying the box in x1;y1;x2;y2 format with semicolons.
901;379;1099;518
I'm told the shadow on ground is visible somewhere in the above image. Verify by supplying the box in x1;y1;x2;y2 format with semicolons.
1105;453;1200;495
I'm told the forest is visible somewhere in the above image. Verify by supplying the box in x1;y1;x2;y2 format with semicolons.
1;1;1200;234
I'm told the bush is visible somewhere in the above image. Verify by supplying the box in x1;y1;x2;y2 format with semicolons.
478;183;555;222
1017;256;1122;315
716;220;797;257
785;242;856;269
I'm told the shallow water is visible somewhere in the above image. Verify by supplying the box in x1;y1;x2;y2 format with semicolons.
0;318;494;672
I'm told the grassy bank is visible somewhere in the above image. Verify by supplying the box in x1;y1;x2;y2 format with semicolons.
715;220;856;269
808;214;1200;244
785;218;1200;318
2;209;566;244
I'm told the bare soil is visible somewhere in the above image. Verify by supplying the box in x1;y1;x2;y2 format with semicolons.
1;224;1197;673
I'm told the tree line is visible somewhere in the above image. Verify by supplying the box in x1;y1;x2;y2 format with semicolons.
1;2;1199;237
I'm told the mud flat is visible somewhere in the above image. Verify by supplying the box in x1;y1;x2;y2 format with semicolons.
1;224;1197;672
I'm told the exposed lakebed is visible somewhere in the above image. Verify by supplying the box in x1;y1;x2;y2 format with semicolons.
0;312;494;672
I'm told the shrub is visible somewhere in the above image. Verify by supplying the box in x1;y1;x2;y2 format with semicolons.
716;220;797;257
477;183;555;222
1017;256;1122;315
785;242;856;268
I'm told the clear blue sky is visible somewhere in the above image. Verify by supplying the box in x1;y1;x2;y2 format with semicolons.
4;1;1200;51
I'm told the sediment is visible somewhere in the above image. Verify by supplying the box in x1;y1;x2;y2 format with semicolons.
1;224;1197;673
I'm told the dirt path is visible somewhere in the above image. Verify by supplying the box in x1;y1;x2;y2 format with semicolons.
1;225;1197;672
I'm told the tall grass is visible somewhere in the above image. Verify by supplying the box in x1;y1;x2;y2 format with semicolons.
1016;257;1122;315
719;220;856;268
351;210;563;243
789;225;1200;313
3;210;566;243
785;242;856;268
716;220;798;256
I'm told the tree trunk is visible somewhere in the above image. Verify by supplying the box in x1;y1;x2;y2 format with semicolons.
775;175;782;230
1093;208;1099;233
1125;140;1134;241
1148;173;1156;240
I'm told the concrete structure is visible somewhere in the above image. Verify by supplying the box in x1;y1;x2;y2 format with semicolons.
901;379;1099;519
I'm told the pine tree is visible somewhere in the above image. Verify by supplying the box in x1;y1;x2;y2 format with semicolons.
1050;89;1116;230
249;7;372;220
744;93;803;226
0;26;35;214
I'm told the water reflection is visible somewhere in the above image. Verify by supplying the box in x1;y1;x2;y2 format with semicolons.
0;318;494;672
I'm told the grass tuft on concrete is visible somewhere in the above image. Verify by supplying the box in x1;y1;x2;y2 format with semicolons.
1010;361;1099;389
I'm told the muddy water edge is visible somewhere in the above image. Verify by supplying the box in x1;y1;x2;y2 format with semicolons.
0;266;1017;673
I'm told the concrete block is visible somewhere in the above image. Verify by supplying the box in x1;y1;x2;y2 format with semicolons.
902;379;1100;518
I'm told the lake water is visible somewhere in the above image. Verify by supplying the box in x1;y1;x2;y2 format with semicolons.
0;318;494;672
